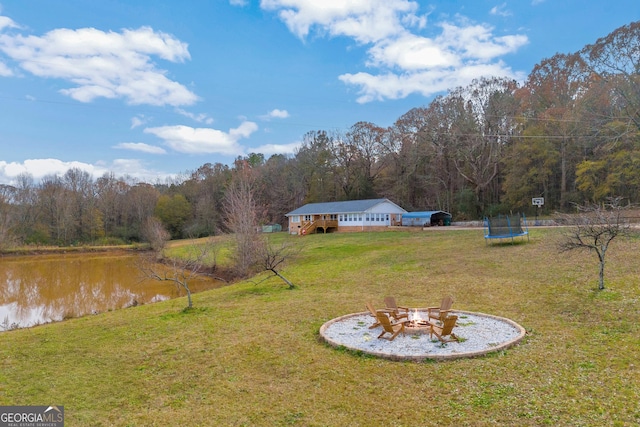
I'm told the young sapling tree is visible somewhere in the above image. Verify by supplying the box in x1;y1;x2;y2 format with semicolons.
556;197;635;290
137;235;218;310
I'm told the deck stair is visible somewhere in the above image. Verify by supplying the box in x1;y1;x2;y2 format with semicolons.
301;219;338;235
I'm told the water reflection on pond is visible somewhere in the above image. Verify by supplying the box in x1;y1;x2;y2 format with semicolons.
0;252;225;330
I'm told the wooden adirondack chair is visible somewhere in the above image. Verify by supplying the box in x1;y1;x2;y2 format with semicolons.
429;315;460;343
365;301;388;329
427;295;454;324
384;296;409;321
375;311;409;341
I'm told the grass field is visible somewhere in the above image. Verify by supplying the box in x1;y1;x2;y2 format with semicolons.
1;228;639;426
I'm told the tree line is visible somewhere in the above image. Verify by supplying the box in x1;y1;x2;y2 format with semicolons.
0;21;638;248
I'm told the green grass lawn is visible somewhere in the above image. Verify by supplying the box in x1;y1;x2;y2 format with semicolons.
1;228;639;426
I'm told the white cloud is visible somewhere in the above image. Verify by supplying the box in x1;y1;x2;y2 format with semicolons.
0;15;20;31
0;24;198;106
438;21;527;61
230;0;249;6
108;159;174;183
340;19;528;103
260;108;290;120
261;0;423;43
340;61;526;103
367;33;459;70
144;121;259;155
490;4;512;17
130;115;148;129
255;142;300;156
339;69;455;103
263;1;528;103
175;108;214;124
114;142;167;154
0;158;174;185
0;158;108;184
0;14;17;76
0;60;11;76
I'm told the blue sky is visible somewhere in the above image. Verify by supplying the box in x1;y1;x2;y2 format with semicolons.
0;0;637;185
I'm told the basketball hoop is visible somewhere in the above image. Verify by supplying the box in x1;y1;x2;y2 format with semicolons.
532;197;544;207
532;197;544;222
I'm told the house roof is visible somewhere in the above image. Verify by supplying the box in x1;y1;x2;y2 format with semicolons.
286;198;406;216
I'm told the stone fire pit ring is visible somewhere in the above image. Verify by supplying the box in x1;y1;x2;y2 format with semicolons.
319;310;526;361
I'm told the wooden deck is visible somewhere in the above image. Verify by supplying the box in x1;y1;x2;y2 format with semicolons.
301;219;338;234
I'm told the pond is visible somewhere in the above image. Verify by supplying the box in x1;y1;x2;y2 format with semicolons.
0;252;226;331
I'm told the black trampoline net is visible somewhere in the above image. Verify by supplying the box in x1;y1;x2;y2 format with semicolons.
486;214;524;236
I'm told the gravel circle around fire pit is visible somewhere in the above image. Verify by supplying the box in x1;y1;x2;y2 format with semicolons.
319;310;526;361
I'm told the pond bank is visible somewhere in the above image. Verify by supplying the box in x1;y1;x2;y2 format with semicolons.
1;244;149;257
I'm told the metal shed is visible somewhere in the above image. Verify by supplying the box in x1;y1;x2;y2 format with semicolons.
261;224;283;233
401;211;452;227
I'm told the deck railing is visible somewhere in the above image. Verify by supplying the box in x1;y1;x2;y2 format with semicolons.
301;219;338;234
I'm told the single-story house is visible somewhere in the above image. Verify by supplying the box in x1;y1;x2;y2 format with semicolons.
401;211;452;227
286;198;407;235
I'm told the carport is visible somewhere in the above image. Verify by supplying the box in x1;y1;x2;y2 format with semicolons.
401;211;452;227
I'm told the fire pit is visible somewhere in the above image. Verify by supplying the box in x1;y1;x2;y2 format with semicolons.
319;309;527;361
404;309;432;335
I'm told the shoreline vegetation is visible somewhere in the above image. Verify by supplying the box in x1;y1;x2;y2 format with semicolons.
0;234;225;256
2;229;640;425
0;243;150;257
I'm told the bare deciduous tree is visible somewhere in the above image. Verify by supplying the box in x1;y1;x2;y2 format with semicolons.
137;239;218;309
0;184;17;251
254;238;297;289
223;165;263;276
556;197;635;290
141;216;171;252
224;163;297;288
